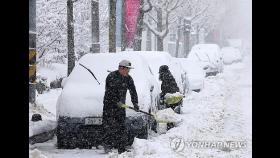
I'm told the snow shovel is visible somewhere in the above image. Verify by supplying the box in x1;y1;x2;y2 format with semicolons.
119;104;173;124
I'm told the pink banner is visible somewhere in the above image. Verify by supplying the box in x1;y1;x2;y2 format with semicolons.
125;0;140;48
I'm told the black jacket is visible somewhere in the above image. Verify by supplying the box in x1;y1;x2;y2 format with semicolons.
159;69;180;98
103;70;138;122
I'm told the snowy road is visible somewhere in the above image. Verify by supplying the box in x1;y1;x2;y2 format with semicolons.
30;53;252;158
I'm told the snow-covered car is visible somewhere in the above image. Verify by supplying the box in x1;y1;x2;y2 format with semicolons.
56;52;161;149
221;47;242;65
174;58;205;92
188;44;223;77
226;38;246;57
124;51;190;113
127;51;189;96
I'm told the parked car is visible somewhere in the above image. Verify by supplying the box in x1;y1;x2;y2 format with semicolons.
56;52;161;149
174;58;205;92
124;51;190;113
221;47;242;65
226;38;246;57
188;44;223;77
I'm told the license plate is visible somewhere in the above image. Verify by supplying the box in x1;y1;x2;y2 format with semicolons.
85;117;102;125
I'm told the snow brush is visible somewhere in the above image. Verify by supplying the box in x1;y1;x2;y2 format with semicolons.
120;104;174;124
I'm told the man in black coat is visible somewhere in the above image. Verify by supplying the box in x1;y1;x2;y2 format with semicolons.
102;60;139;154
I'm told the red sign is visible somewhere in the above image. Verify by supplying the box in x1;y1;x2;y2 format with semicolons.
125;0;140;48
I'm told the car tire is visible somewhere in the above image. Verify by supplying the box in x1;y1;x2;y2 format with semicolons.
57;127;71;149
56;118;77;149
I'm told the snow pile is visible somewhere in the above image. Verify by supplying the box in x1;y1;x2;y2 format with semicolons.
132;138;163;156
221;47;242;65
29;120;57;137
164;92;184;98
29;103;55;121
37;63;67;87
36;89;62;117
29;149;48;158
155;108;183;124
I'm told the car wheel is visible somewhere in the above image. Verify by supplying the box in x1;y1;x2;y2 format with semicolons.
57;127;72;149
56;118;77;149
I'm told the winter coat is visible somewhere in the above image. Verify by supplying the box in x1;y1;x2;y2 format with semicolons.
102;70;138;123
159;69;180;99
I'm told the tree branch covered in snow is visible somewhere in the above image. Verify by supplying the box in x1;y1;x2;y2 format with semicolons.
143;0;183;38
36;0;110;64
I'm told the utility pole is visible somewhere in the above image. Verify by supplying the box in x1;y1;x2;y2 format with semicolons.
67;0;75;76
91;0;100;53
29;0;36;104
109;0;117;53
183;18;191;57
116;0;123;52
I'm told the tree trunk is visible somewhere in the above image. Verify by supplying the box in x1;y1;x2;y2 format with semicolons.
109;0;116;53
67;0;75;76
133;0;145;51
175;17;182;57
121;0;126;51
156;8;163;51
183;19;191;57
146;26;152;51
133;10;144;51
91;0;100;53
196;25;199;44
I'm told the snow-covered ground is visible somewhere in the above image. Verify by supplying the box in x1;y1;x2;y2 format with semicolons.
29;50;251;158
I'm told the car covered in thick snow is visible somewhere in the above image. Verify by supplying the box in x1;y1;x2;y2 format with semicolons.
56;52;161;149
187;44;223;77
174;58;205;92
221;47;242;65
124;51;189;113
127;51;189;96
226;38;246;57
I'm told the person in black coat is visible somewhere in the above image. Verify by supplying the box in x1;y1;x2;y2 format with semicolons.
159;65;181;110
102;60;139;154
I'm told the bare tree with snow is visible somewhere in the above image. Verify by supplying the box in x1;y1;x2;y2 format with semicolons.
144;0;184;51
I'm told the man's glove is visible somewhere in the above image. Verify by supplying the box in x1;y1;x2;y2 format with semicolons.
117;102;129;109
134;103;139;112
